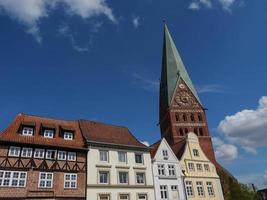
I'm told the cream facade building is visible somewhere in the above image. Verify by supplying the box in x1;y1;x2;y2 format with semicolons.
150;138;186;200
177;132;224;200
79;120;155;200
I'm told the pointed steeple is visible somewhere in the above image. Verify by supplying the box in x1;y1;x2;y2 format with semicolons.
160;24;202;107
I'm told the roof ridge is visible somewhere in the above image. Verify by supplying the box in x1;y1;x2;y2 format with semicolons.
18;113;76;122
79;119;130;130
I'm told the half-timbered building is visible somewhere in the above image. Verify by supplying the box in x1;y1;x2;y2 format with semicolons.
0;113;87;200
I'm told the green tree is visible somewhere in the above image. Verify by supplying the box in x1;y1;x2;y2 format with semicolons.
229;181;258;200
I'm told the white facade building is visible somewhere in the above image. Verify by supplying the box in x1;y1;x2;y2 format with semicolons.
151;138;186;200
79;120;155;200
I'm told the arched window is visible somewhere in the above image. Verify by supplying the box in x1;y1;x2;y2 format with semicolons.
190;114;195;122
183;114;187;121
185;128;189;134
194;128;198;135
199;128;203;136
175;114;179;122
198;114;202;122
179;128;184;136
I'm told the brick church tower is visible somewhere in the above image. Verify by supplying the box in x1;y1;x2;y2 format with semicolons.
159;24;217;164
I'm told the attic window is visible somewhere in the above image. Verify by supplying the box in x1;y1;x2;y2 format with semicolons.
193;149;199;157
63;132;73;140
43;130;54;138
22;127;34;136
162;150;169;160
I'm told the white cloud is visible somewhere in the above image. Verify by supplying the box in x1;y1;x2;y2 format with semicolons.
218;96;267;154
196;84;226;94
238;170;267;189
141;141;150;147
0;0;116;43
189;0;238;11
132;16;140;29
131;73;159;92
212;137;238;161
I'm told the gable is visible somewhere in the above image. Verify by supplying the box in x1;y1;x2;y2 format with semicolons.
154;139;178;162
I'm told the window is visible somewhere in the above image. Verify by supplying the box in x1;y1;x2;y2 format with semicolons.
0;170;27;187
119;194;129;200
196;182;205;197
204;164;210;172
46;150;56;160
199;128;203;136
43;129;54;138
193;149;199;157
135;153;143;164
190;114;195;122
99;150;108;162
196;164;203;171
64;173;77;189
8;146;20;157
99;194;110;200
99;171;109;184
118;151;127;163
22;127;33;136
160;185;168;199
188;163;195;171
179;128;184;136
137;194;147;200
194;128;198;135
171;185;178;190
198;114;202;121
185;181;194;197
136;172;145;184
162;150;168;159
168;165;176;177
118;172;128;184
185;128;189;134
175;114;179;121
182;114;187;121
63;132;73;140
38;172;53;188
21;148;32;158
67;152;76;161
207;182;215;196
58;151;67;160
158;164;165;176
34;149;45;159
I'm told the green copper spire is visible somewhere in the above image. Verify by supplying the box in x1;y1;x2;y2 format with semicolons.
160;24;202;107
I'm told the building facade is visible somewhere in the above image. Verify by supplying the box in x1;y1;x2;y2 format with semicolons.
150;138;186;200
0;114;87;200
174;132;224;200
79;120;155;200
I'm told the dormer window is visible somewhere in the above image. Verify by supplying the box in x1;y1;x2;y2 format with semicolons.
63;132;73;140
43;130;54;138
22;127;33;136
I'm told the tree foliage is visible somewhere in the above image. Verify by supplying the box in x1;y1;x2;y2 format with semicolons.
229;181;258;200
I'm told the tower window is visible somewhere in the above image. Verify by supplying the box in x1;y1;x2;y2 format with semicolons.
199;128;203;136
185;128;188;134
194;128;198;135
183;114;187;121
198;114;202;122
179;128;184;136
175;114;179;122
190;114;195;122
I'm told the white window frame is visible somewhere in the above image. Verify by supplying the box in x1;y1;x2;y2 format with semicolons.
196;163;203;171
168;165;176;177
158;164;165;176
196;181;205;197
136;172;145;185
188;163;195;171
137;194;147;200
135;153;143;164
118;151;127;163
63;132;73;140
118;171;129;184
193;149;199;157
38;172;53;188
185;181;194;197
22;127;34;136
99;194;110;200
67;152;77;161
21;147;32;158
207;182;215;196
160;185;168;199
118;193;130;200
64;173;77;189
204;164;210;172
99;150;108;162
0;170;27;187
43;129;54;138
8;146;20;157
57;151;67;160
34;149;45;159
162;150;169;160
46;150;56;160
99;171;109;184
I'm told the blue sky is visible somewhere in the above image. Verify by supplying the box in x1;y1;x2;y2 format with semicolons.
0;0;267;188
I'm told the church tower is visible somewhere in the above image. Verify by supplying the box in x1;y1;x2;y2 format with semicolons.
159;24;216;163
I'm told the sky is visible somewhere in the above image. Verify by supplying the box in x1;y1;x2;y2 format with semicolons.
0;0;267;189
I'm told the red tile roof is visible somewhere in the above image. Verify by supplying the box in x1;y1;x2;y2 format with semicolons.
0;113;86;150
79;120;147;148
149;140;161;159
